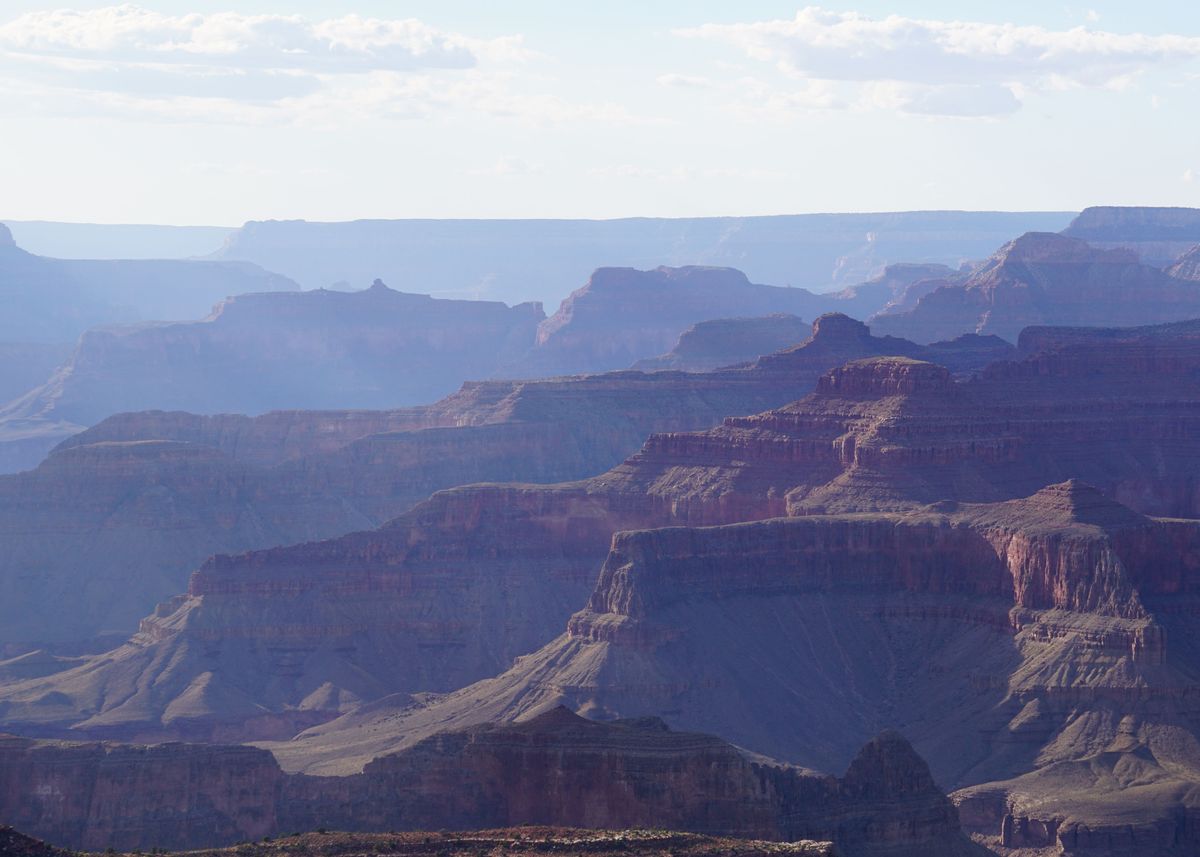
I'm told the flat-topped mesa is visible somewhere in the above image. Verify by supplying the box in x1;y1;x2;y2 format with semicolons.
816;357;956;398
998;318;1200;379
575;484;1179;641
1062;205;1200;245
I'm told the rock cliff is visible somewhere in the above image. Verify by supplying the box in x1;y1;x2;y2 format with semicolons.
0;711;977;857
869;232;1200;344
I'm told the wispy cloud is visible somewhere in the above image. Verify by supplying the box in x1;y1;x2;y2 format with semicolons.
0;5;642;126
677;6;1200;117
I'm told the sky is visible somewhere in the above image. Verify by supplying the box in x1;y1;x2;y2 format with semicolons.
0;1;1198;225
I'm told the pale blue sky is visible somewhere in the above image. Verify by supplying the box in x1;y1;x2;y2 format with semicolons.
1;1;1198;224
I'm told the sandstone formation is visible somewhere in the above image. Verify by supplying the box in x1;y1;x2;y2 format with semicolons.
0;223;297;345
272;484;1200;855
0;280;546;470
869;232;1200;343
0;315;1016;719
0;314;997;652
0;710;976;856
632;314;811;372
210;212;1074;308
1061;205;1200;266
0;320;1189;742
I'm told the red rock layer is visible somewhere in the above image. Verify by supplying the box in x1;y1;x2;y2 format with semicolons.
0;711;976;857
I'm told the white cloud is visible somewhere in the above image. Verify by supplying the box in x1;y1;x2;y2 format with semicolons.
0;6;522;72
0;5;647;126
677;7;1200;117
1186;168;1196;184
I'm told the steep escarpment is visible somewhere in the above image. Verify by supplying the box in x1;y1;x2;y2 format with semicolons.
0;711;976;857
869;232;1200;344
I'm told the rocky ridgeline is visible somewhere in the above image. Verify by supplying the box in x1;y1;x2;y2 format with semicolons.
0;710;976;857
869;231;1200;344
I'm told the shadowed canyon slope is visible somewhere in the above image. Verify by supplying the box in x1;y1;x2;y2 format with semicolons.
870;231;1200;343
0;710;979;857
3;319;1196;747
0;314;997;651
209;212;1074;307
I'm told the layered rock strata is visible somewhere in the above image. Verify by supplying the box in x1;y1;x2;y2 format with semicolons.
0;314;989;651
0;710;975;857
272;485;1200;855
4;321;1198;740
